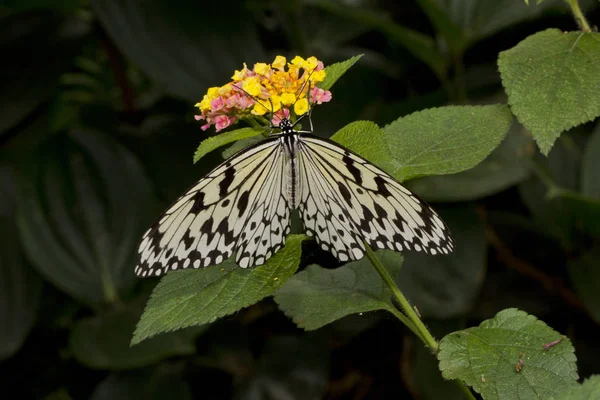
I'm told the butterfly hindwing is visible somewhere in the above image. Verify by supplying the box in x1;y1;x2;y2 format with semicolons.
135;138;290;277
297;135;454;261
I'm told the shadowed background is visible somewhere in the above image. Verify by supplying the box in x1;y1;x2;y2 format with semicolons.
1;0;599;399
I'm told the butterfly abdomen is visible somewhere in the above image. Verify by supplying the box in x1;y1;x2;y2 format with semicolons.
282;134;299;208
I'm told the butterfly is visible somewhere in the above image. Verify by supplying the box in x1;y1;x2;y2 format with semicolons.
135;99;455;278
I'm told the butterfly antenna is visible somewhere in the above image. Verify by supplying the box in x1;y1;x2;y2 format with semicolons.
231;84;277;129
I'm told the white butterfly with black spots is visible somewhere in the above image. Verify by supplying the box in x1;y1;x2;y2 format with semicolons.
135;117;455;277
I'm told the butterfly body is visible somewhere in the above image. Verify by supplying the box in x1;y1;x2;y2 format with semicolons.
135;119;454;278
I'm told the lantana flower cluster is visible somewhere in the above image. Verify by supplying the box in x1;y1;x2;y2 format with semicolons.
195;56;332;132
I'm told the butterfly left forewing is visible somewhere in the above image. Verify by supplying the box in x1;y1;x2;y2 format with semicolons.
297;134;454;261
136;138;290;277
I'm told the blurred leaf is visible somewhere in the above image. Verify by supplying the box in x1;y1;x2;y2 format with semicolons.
318;54;363;91
582;122;600;198
550;375;600;400
498;29;600;155
194;128;262;164
433;0;574;44
568;246;600;323
0;219;42;361
330;120;395;172
16;129;154;306
70;307;202;370
92;0;265;101
398;205;485;318
235;334;329;400
407;122;532;202
518;131;588;246
438;308;578;399
0;11;89;137
90;368;192;400
383;105;513;181
417;0;467;54
274;250;402;330
552;189;600;236
309;0;447;78
133;235;307;344
2;0;86;13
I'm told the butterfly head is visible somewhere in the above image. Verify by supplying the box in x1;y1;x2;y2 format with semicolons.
278;118;294;135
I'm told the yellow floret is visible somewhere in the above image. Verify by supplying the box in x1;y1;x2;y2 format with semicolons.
253;62;270;75
294;98;309;115
243;76;262;96
272;56;286;71
280;92;296;105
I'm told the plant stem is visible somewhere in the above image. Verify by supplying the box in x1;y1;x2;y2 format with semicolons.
364;244;477;400
567;0;591;32
364;244;438;352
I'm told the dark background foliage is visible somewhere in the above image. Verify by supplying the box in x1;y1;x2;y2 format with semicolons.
1;0;599;399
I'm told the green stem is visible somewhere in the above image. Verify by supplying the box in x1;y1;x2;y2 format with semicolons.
567;0;591;32
364;244;476;399
364;244;438;352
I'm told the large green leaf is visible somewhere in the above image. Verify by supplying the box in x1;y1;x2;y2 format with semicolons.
90;369;192;400
568;247;600;323
132;235;307;344
499;29;600;155
407;122;531;202
0;11;89;137
0;219;42;361
398;205;485;318
92;0;265;101
16;129;154;307
383;105;513;181
274;251;403;330
438;308;578;399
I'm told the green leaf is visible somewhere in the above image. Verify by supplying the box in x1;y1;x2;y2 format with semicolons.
383;105;513;181
582;122;600;198
193;127;263;164
309;0;447;78
330;120;395;172
70;308;203;370
398;205;485;318
568;246;600;323
318;54;363;91
550;375;600;400
498;29;600;155
16;129;154;307
91;370;192;400
132;235;307;344
274;250;403;330
407;122;532;201
0;220;42;361
553;189;600;236
91;0;265;101
438;308;579;399
0;12;89;137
